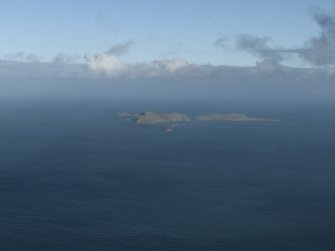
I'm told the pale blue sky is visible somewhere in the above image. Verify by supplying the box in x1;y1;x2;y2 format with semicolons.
0;0;334;66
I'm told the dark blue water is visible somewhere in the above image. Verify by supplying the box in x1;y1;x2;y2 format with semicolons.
1;101;335;250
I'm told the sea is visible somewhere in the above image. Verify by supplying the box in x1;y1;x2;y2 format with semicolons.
1;99;334;250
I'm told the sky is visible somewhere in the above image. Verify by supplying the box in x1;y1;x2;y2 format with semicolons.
1;0;335;67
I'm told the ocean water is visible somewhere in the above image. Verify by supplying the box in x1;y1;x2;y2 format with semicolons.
0;101;335;250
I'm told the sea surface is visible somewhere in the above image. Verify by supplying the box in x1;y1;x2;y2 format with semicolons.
1;100;335;250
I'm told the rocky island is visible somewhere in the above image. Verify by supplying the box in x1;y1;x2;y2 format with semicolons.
117;111;279;133
196;113;279;122
163;124;178;133
117;112;191;124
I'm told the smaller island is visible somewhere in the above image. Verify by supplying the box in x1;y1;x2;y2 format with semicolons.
117;112;191;124
163;124;178;133
196;113;279;122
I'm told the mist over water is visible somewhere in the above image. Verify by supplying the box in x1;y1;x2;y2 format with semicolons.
1;74;335;104
1;78;335;250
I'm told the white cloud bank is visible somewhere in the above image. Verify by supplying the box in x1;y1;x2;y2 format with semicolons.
85;53;190;78
1;55;334;80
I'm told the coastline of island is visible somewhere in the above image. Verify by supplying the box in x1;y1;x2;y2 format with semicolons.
117;111;280;133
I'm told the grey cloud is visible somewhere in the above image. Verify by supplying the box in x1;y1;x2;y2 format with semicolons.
105;40;133;56
296;7;335;66
236;35;306;63
235;6;335;66
52;53;82;64
0;60;86;78
214;36;228;47
312;7;335;36
236;34;284;62
327;67;335;77
5;52;42;62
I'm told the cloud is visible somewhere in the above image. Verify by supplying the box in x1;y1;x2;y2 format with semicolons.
2;55;333;80
296;7;335;66
4;52;42;62
236;34;284;62
84;52;190;78
52;53;82;64
105;40;133;56
0;60;87;78
235;6;335;67
327;67;335;77
3;5;335;81
256;59;282;76
85;54;127;77
214;36;228;47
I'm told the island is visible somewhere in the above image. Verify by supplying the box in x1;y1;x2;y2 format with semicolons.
163;124;178;133
117;111;280;133
117;112;191;124
196;113;280;122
